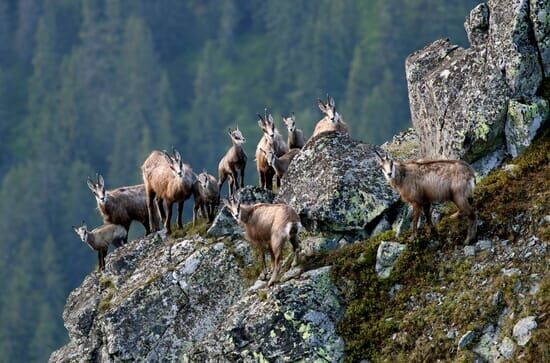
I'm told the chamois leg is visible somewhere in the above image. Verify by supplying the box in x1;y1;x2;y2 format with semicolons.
157;198;166;221
219;172;228;197
258;171;265;189
257;244;268;281
289;231;301;267
147;190;158;233
230;172;238;194
192;201;200;227
268;238;283;287
410;203;421;241
454;197;477;245
423;204;433;234
276;176;281;189
177;201;184;229
142;219;151;236
165;202;173;235
267;168;276;189
240;166;245;189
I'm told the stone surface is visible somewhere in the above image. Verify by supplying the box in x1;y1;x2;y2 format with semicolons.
458;330;477;350
513;316;537;346
275;132;398;235
380;127;421;159
49;235;253;362
207;186;274;237
499;336;516;358
184;266;345;362
406;0;548;164
505;97;549;157
530;0;550;75
375;241;406;279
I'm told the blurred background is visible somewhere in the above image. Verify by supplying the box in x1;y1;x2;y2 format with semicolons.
0;0;477;361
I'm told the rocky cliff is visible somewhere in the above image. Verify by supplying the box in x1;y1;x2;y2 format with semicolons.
51;1;549;362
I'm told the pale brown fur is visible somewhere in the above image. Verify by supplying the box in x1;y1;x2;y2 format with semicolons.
225;201;301;287
311;95;349;138
256;111;289;190
218;128;247;196
73;223;127;270
376;152;477;244
87;175;155;239
260;147;300;179
282;114;305;149
142;150;194;235
193;172;220;225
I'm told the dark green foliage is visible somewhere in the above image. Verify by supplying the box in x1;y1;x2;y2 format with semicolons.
0;0;479;361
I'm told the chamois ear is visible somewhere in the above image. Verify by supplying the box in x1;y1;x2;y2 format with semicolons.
98;174;104;188
162;150;173;164
328;95;335;108
228;128;233;137
172;148;181;163
267;113;274;124
374;150;383;162
259;147;267;155
86;177;95;191
291;112;295;121
317;99;326;112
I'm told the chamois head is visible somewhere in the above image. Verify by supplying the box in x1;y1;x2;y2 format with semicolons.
282;113;296;132
87;174;107;205
317;94;342;125
72;221;91;246
222;198;241;221
374;150;397;182
228;127;246;145
257;110;276;142
162;148;188;180
259;147;276;168
196;170;212;190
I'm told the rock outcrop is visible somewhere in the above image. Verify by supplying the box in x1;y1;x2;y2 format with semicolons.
275;132;398;236
406;0;549;166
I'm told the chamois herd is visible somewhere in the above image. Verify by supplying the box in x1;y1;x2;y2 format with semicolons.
74;95;478;286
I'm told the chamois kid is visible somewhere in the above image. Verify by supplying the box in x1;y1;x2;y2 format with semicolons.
312;95;349;138
193;171;220;225
142;148;194;235
218;127;247;196
256;111;289;190
282;113;305;149
375;151;477;244
73;222;127;271
259;147;300;179
87;174;154;239
224;198;301;287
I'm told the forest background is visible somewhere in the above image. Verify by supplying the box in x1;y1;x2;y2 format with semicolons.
0;0;477;361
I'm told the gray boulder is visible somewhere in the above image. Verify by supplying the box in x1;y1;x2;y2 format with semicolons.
513;316;537;346
375;241;407;278
406;0;548;164
530;0;550;75
275;132;398;236
505;97;549;157
49;235;252;362
184;266;345;362
207;186;274;237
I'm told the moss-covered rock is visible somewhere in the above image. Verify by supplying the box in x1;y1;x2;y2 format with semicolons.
505;97;549;157
275;132;398;236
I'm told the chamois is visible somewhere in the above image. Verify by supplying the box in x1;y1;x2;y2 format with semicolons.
141;148;194;235
259;147;300;179
218;127;247;196
312;95;349;138
224;198;301;287
256;111;289;190
282;113;305;149
87;174;154;239
193;171;220;225
375;151;477;244
73;222;127;271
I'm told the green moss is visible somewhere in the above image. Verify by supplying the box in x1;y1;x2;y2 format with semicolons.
300;124;550;361
169;220;210;240
98;290;114;313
